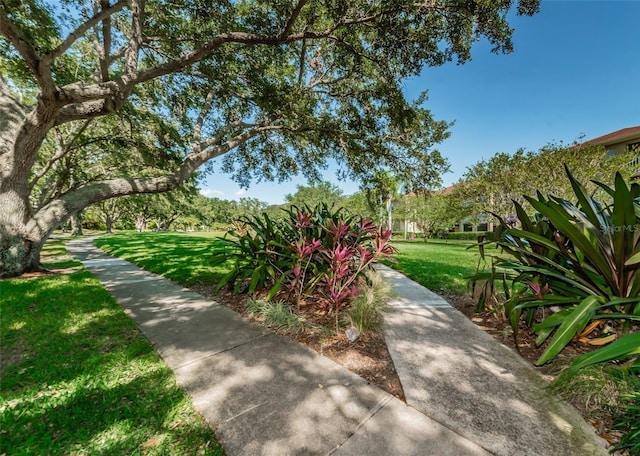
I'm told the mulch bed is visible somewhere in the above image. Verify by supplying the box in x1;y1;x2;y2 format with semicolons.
191;284;405;401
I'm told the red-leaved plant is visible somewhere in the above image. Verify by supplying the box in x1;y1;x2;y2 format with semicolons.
315;219;394;313
212;203;395;314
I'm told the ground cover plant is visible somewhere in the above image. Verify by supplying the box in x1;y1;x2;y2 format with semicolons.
0;238;222;455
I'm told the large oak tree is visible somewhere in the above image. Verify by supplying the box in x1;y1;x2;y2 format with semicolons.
0;0;539;277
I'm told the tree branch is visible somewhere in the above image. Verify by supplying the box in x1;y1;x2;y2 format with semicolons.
54;99;113;125
298;39;307;86
0;8;46;84
92;0;114;82
186;124;284;178
193;92;215;147
29;121;284;238
133;32;282;85
124;0;145;75
29;119;94;190
46;0;128;61
42;12;364;110
198;119;259;152
280;0;309;39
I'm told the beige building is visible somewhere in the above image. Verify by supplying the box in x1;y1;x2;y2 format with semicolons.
584;125;640;175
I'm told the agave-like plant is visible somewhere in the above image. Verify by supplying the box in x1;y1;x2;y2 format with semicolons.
473;167;639;368
210;212;290;295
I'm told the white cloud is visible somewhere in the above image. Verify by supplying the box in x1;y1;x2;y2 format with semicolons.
233;189;247;198
199;188;225;198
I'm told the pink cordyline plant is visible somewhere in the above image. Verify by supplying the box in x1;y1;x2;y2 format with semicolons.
317;226;395;314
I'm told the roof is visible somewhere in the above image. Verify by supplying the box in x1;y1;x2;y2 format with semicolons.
584;126;640;146
440;184;457;195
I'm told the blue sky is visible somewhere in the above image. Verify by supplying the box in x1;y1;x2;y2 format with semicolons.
199;0;640;204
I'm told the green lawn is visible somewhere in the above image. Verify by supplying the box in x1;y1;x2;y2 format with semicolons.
95;231;230;285
95;233;485;295
0;237;223;455
388;240;485;294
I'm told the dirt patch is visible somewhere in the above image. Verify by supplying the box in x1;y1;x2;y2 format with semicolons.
3;267;81;280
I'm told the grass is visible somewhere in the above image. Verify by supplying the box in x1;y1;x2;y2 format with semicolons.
95;231;230;285
95;233;484;296
246;299;305;335
0;237;223;455
346;270;391;332
387;239;484;294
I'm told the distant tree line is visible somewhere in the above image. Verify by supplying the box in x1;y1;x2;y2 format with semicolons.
72;141;634;236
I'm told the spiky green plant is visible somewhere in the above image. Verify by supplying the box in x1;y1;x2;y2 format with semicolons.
210;212;290;294
472;167;640;367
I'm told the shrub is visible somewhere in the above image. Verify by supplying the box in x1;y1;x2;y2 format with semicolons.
472;167;640;367
441;231;491;241
211;203;395;314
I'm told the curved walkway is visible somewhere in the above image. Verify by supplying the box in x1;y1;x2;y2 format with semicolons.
67;237;606;456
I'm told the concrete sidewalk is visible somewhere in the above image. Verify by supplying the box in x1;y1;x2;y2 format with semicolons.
67;237;607;455
376;265;606;456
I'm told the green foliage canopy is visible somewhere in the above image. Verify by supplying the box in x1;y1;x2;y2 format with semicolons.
0;0;540;276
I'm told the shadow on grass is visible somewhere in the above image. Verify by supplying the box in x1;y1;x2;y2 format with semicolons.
0;269;221;455
96;233;230;286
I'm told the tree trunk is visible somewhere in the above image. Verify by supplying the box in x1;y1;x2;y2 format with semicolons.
386;196;393;232
0;192;48;278
135;216;146;232
70;212;83;236
1;83;62;277
0;231;43;278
